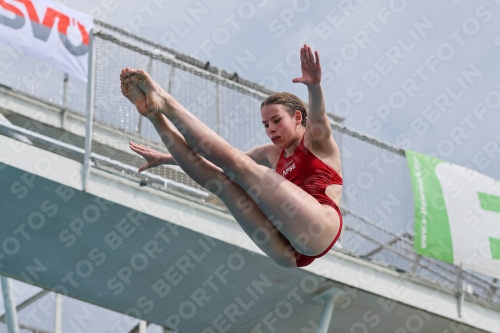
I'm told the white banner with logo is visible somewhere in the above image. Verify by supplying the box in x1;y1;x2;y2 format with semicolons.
406;151;500;279
0;0;93;82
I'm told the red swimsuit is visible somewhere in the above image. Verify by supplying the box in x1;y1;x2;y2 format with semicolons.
275;136;343;267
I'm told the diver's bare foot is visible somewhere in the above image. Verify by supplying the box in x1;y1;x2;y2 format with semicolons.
120;71;155;119
122;68;167;113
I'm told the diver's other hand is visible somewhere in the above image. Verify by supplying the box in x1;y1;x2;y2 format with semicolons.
292;44;321;86
129;142;167;172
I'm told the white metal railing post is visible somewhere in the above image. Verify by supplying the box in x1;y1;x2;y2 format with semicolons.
318;295;336;333
313;287;343;333
61;72;69;128
167;64;175;94
54;293;62;333
139;320;147;333
1;276;20;333
457;266;465;318
216;68;221;135
83;28;96;192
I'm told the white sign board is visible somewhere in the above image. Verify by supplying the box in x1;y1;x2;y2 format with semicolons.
0;0;94;82
407;150;500;279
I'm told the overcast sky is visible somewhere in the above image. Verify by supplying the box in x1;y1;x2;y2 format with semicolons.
57;0;500;180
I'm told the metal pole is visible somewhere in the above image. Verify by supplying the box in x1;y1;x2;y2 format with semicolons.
457;266;465;318
216;69;221;135
458;283;465;318
61;73;69;128
54;293;62;333
138;320;147;333
83;29;96;192
167;65;175;94
313;287;343;333
317;292;336;333
409;254;422;274
1;276;20;333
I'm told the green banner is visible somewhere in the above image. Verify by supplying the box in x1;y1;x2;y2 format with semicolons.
406;151;453;264
405;150;500;279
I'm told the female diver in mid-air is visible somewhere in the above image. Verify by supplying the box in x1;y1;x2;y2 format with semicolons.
120;45;342;268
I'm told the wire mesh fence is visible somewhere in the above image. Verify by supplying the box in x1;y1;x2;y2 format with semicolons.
90;23;500;304
0;44;87;115
0;20;498;305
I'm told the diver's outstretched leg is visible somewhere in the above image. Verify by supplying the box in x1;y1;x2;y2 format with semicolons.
121;74;297;267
